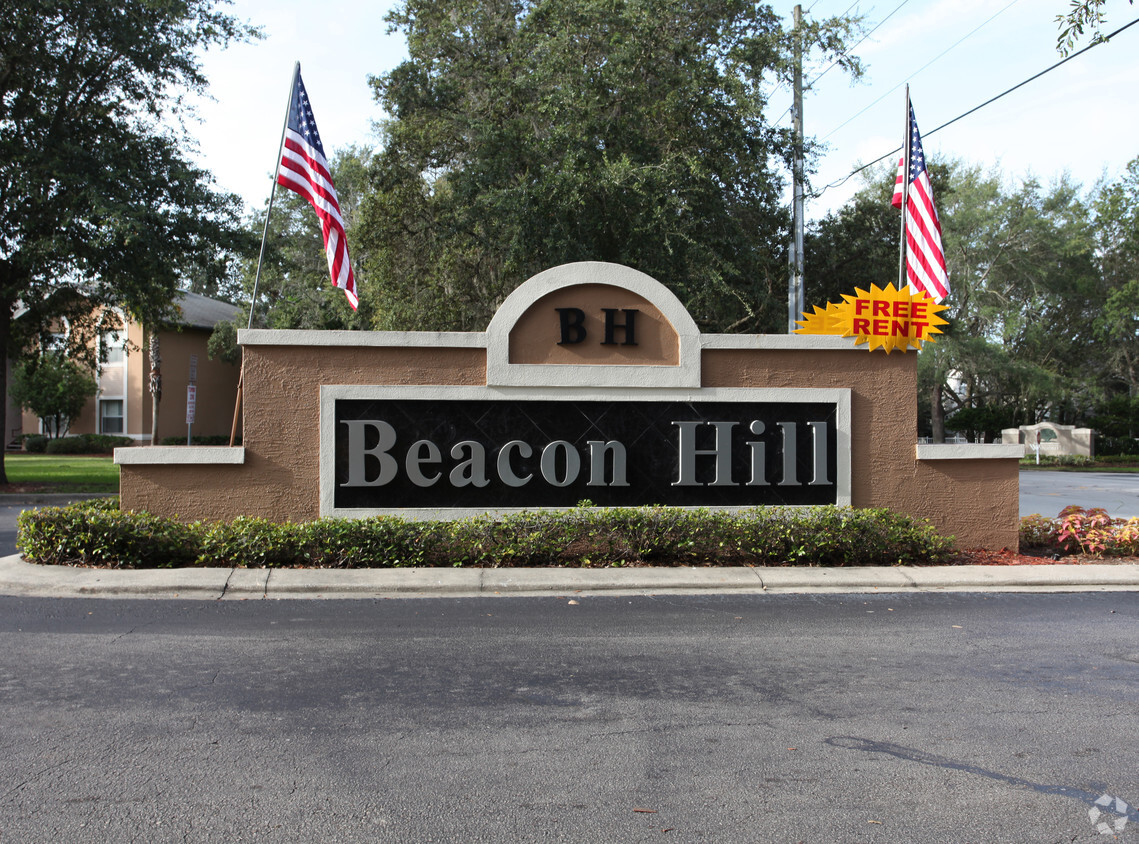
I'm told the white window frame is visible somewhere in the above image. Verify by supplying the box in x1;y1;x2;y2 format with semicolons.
97;329;128;436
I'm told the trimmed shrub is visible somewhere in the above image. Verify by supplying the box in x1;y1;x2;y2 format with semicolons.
86;434;133;452
44;436;91;454
17;500;958;569
17;498;198;568
42;434;133;454
22;434;47;453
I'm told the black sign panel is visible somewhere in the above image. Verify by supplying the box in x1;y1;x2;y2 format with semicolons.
333;399;838;509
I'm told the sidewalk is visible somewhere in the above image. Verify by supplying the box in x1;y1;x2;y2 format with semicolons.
2;554;1137;600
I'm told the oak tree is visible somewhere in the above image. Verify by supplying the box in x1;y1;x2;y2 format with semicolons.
360;0;861;333
0;0;256;480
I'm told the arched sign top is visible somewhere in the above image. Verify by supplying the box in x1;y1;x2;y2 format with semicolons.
486;262;701;388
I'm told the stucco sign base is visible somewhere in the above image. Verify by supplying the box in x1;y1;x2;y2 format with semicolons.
116;262;1022;550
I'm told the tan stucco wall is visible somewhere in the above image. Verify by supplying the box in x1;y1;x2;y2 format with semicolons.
120;340;1019;549
910;459;1020;551
120;345;486;521
703;349;916;508
702;349;1020;548
142;326;240;442
509;283;679;366
126;322;147;438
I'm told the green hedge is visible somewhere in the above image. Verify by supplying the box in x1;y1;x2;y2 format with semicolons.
1018;454;1095;467
1095;454;1139;465
17;499;957;569
159;435;241;446
44;434;133;454
23;434;134;454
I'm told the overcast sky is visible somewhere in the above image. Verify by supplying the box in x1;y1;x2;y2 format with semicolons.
190;0;1139;222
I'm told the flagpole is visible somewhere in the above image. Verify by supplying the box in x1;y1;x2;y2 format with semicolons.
897;84;912;291
229;62;300;448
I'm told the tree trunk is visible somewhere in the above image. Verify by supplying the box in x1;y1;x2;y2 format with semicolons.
931;381;946;444
0;304;11;484
148;332;161;445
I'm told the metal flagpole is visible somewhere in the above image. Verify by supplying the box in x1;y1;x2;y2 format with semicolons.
897;84;912;291
786;3;805;333
229;62;300;447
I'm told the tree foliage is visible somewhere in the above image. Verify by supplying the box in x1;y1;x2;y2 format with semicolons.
358;0;861;333
10;352;98;439
1055;0;1135;55
1093;157;1139;395
0;0;257;480
806;158;1109;443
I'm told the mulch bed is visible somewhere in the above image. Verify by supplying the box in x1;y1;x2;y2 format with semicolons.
953;547;1139;566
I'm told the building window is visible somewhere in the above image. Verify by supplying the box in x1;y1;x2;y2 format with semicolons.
102;335;125;365
100;400;124;434
97;331;127;436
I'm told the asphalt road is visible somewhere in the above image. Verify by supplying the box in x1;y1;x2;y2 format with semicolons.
1019;470;1139;519
0;592;1136;842
0;504;20;556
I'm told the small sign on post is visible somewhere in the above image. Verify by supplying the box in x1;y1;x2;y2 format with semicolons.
187;354;198;446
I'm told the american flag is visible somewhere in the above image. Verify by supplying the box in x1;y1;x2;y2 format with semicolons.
277;67;358;309
892;103;949;303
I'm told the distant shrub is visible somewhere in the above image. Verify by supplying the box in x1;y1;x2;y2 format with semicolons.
1019;454;1095;467
1095;454;1139;465
87;434;133;452
22;434;47;453
1094;436;1139;457
44;434;132;454
160;435;240;446
44;436;90;454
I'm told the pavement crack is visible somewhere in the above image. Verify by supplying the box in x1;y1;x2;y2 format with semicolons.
109;626;137;644
218;567;237;600
825;735;1139;817
1;757;73;803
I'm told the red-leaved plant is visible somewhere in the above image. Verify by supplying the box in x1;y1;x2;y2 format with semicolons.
1056;506;1120;556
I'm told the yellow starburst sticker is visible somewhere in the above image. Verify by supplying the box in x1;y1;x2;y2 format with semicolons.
793;284;948;353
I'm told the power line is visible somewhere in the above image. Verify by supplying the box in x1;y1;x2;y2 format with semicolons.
819;0;1022;141
809;15;1139;202
806;0;912;90
772;0;907;128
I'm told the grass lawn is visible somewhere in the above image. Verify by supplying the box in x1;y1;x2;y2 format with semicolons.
1;454;119;493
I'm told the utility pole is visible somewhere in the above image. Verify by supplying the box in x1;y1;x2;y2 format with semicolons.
787;4;805;332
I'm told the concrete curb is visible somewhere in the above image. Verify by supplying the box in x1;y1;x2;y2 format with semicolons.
2;555;1137;600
